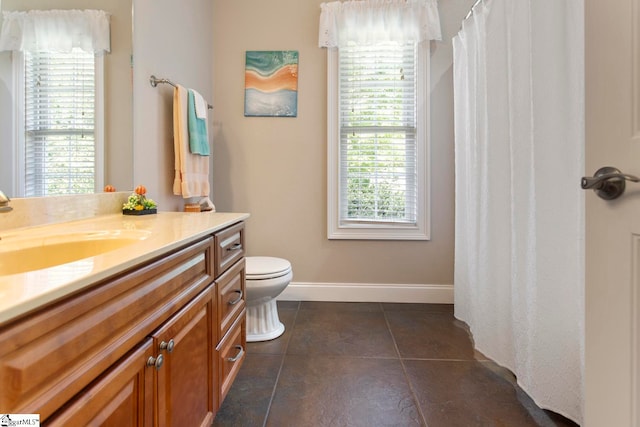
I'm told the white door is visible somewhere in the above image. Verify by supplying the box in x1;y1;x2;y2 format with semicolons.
585;0;640;425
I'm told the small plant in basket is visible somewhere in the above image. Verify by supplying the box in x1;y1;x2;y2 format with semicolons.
122;185;157;215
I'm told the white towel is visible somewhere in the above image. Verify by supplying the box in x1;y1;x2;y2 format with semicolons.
173;84;210;198
190;88;208;119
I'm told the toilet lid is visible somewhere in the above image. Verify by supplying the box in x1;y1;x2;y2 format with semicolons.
245;256;292;280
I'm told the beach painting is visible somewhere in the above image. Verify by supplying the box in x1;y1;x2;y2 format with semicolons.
245;50;298;117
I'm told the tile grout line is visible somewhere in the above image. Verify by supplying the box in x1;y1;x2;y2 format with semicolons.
382;305;430;427
261;302;301;427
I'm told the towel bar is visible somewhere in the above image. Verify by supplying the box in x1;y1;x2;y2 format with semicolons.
149;75;213;109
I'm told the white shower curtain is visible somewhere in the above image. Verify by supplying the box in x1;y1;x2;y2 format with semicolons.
453;0;584;423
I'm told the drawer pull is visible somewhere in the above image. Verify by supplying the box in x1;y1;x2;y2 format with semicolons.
147;354;164;370
226;345;244;363
228;289;243;305
160;339;175;353
227;243;242;252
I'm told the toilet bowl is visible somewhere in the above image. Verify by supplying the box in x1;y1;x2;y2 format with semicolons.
245;256;293;342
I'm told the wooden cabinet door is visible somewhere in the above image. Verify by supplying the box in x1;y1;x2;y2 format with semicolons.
152;286;217;427
46;339;155;427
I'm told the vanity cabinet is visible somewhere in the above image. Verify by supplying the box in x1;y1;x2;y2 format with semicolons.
0;220;246;426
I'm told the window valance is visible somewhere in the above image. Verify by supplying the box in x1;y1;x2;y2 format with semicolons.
318;0;441;48
0;9;110;53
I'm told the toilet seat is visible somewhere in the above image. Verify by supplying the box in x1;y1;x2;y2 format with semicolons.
246;256;292;280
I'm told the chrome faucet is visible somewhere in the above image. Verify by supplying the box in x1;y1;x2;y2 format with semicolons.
0;190;12;213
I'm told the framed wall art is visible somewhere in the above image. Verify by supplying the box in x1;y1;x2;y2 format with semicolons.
244;50;298;117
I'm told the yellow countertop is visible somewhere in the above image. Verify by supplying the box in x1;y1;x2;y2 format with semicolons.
0;211;249;325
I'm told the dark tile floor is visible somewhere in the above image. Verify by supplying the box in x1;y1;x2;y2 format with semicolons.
213;302;579;427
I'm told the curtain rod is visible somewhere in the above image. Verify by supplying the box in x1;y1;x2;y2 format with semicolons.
149;75;213;109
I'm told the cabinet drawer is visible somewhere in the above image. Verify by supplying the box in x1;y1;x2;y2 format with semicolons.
217;258;245;341
0;237;214;421
216;312;246;404
214;222;245;277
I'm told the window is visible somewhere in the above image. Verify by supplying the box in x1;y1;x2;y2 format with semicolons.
327;41;430;240
14;49;104;197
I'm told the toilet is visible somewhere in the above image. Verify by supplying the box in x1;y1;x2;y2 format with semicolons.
245;256;293;342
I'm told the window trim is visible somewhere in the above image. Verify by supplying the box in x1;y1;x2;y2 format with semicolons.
326;43;431;240
12;50;105;197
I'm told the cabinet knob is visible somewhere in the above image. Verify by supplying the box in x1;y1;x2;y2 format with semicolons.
160;339;175;353
147;354;164;370
226;345;245;363
228;289;243;305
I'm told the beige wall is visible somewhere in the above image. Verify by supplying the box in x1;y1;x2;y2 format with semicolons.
132;0;214;212
212;0;474;287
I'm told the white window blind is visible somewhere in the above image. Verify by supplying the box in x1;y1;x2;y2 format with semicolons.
23;49;96;197
339;42;418;225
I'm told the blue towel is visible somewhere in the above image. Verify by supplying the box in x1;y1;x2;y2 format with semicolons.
187;90;210;156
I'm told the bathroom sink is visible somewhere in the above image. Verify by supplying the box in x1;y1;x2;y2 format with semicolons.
0;230;151;276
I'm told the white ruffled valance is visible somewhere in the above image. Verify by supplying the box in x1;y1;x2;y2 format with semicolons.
318;0;441;48
0;9;110;53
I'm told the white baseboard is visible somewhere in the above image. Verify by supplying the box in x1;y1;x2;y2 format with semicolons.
277;282;454;304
